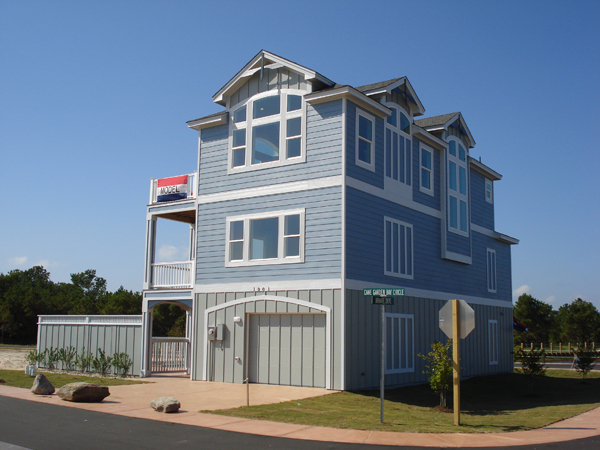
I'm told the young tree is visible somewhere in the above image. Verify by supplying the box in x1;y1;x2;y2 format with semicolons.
513;294;555;345
573;348;597;382
419;340;453;408
514;346;546;395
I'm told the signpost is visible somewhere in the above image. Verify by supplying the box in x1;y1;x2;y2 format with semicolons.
363;287;405;423
438;299;475;426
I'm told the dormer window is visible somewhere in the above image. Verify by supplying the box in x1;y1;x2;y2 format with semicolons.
384;105;412;187
229;92;305;173
448;139;469;235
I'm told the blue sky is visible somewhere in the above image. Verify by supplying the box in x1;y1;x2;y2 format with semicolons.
1;1;599;311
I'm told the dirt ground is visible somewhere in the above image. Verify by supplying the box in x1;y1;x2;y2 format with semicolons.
0;348;29;370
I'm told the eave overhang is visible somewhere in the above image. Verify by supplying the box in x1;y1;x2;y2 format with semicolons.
469;157;502;181
212;50;335;106
187;111;228;131
494;232;519;245
420;112;476;149
412;125;448;150
305;85;392;118
359;77;425;117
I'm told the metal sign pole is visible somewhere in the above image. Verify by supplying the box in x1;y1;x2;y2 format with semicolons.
380;300;385;423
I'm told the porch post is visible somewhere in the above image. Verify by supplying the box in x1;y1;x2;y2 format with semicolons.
140;299;153;377
143;217;158;291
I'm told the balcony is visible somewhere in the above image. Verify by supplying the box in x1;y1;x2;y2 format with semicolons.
151;261;193;289
149;172;197;206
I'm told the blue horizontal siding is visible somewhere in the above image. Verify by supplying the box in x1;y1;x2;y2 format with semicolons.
345;187;511;302
412;138;441;210
195;187;342;284
447;231;471;257
346;101;384;189
198;100;343;195
470;168;494;229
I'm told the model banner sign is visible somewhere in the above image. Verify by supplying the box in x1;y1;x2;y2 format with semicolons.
157;175;188;202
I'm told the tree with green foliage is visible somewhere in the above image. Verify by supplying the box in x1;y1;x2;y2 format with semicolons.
151;303;187;337
98;286;142;315
554;298;600;344
514;346;546;395
419;340;453;408
69;269;108;315
513;294;556;345
573;348;597;382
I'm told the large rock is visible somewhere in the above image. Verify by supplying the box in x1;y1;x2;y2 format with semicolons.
31;373;55;395
151;397;180;413
57;382;110;403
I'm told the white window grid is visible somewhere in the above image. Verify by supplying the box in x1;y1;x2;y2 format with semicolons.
385;313;415;374
355;109;376;172
485;178;493;204
447;138;470;236
384;217;414;279
225;208;305;267
384;104;412;186
419;144;434;196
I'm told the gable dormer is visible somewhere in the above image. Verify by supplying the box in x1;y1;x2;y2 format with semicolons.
356;77;425;120
414;112;475;150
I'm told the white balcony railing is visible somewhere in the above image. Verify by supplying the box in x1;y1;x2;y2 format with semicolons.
149;171;197;205
151;261;193;289
151;337;189;373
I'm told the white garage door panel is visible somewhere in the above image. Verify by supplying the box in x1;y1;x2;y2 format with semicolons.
248;313;326;388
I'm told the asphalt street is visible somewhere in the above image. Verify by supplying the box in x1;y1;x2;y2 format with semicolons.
1;396;599;450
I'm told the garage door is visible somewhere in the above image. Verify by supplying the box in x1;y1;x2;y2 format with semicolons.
248;314;326;388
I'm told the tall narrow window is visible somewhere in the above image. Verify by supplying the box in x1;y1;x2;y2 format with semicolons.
488;320;498;365
356;110;375;171
447;139;469;235
384;105;411;187
384;217;413;279
385;313;414;374
487;248;497;293
420;145;433;195
485;178;493;203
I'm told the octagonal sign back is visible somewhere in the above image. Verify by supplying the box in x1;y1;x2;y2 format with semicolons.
439;299;475;339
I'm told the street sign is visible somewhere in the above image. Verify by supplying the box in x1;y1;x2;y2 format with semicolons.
363;288;405;297
372;297;394;305
439;299;475;339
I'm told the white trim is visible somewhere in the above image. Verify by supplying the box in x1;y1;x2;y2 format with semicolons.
197;175;342;205
340;97;347;391
305;85;392;118
383;103;412;191
470;157;502;181
202;295;331;389
487;248;497;293
358;77;425;116
384;217;414;279
345;279;513;308
346;176;442;219
488;319;499;365
419;144;434;196
413;126;448;149
447;137;470;236
471;223;519;245
193;278;342;293
225;208;305;267
186;112;228;131
355;109;375;172
384;313;415;374
443;251;472;265
485;178;494;204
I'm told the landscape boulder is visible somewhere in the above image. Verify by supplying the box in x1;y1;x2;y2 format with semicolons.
151;397;181;413
31;373;55;395
57;382;110;402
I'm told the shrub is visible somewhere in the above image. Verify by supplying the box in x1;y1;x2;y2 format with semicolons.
419;340;453;408
573;348;597;381
26;349;46;367
45;347;60;370
112;352;133;377
57;346;77;371
75;347;94;373
91;349;113;377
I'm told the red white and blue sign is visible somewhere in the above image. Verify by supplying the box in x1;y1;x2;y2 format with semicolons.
157;175;188;202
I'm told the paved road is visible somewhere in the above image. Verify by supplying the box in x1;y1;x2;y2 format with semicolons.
1;397;599;450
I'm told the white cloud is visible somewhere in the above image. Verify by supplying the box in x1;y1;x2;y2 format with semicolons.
545;295;557;304
156;245;187;262
513;285;531;300
34;259;59;269
9;256;28;266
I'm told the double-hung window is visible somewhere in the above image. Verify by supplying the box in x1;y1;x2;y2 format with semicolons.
384;105;412;187
384;217;413;279
226;209;305;267
230;92;304;172
356;110;375;171
487;248;497;293
488;320;498;365
485;178;493;204
420;145;433;195
447;139;469;235
385;313;414;374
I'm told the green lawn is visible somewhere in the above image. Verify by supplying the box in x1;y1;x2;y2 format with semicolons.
0;369;147;389
207;370;600;433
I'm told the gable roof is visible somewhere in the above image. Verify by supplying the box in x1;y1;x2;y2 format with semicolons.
414;112;475;148
212;50;335;106
356;77;425;116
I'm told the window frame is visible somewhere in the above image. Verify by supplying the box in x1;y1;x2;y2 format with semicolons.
487;248;497;293
447;138;470;236
384;217;414;279
488;319;498;365
228;90;306;174
355;109;376;172
384;103;412;188
225;208;305;267
385;313;415;374
419;144;434;196
485;178;493;204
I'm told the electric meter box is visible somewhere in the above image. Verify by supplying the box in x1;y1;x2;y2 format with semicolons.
207;324;224;341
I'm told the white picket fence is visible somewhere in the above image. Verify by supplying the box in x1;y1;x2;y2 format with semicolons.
151;261;193;288
151;337;189;373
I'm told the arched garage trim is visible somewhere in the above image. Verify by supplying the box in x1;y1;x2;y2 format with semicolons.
202;295;332;389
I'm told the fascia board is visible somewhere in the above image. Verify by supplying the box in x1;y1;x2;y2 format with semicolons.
186;112;228;130
469;157;502;180
400;77;425;116
413;126;447;149
212;50;334;105
445;114;475;148
494;232;519;245
361;77;426;117
306;86;391;118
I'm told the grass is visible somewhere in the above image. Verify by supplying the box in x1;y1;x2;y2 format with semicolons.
0;369;147;389
207;370;600;433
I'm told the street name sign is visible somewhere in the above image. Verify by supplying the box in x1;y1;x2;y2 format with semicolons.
372;297;394;305
363;288;405;297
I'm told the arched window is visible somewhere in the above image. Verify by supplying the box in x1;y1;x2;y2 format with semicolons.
384;105;411;186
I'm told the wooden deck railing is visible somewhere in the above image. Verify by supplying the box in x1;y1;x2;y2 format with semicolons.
151;261;193;289
151;337;189;373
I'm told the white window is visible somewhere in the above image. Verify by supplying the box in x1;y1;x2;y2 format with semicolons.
384;217;413;279
420;145;434;196
487;248;497;293
485;178;493;204
385;313;414;374
356;110;375;171
229;92;305;173
447;139;469;235
488;320;498;365
384;105;411;186
225;209;305;267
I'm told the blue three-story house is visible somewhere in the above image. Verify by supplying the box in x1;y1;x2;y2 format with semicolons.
140;50;518;390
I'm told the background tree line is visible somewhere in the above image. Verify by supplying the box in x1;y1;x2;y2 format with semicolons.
513;294;600;345
0;266;185;345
